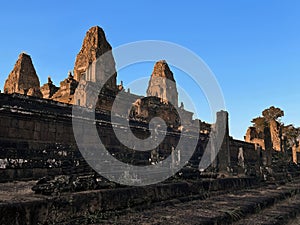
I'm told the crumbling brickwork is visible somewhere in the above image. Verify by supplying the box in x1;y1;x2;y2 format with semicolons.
4;53;42;98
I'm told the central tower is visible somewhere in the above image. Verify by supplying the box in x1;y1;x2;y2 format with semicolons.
146;60;178;107
73;26;117;91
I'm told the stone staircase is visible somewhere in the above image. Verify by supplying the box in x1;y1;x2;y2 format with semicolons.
96;178;300;225
233;194;300;225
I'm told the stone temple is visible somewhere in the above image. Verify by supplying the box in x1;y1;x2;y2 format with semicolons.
1;26;300;225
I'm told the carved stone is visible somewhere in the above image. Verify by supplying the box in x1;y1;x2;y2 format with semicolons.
40;77;59;99
51;72;78;104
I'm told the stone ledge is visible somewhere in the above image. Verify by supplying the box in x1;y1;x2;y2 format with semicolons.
0;177;259;225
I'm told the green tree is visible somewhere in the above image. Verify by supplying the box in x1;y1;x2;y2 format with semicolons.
251;106;284;139
262;106;284;122
250;106;300;151
251;116;266;134
282;124;300;148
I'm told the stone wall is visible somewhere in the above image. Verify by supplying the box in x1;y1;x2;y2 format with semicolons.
245;119;282;152
0;94;191;181
229;139;258;175
0;93;278;182
0;94;78;181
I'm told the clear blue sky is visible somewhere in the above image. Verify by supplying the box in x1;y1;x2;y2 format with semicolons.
0;1;299;140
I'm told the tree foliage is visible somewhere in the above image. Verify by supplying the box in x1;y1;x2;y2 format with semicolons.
251;106;284;130
250;106;300;149
251;116;266;133
282;124;300;147
262;106;284;122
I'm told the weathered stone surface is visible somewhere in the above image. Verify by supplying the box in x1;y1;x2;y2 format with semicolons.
73;26;118;108
51;72;78;104
292;145;298;164
130;61;196;128
264;126;273;166
74;58;118;108
40;76;59;99
269;119;281;151
215;111;230;173
245;119;281;151
98;179;300;225
146;60;178;107
73;26;117;91
4;53;42;97
245;127;265;149
0;176;262;225
130;96;181;128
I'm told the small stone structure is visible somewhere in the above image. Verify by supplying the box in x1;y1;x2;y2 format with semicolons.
130;96;181;128
40;77;59;99
51;72;78;104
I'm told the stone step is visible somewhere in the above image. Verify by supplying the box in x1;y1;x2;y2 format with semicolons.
233;194;300;225
0;177;260;225
96;179;300;225
288;214;300;225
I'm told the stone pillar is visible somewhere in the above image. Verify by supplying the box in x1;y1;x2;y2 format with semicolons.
236;146;245;175
292;145;298;164
255;144;263;177
264;126;273;167
238;147;245;168
255;144;262;165
216;111;230;173
210;126;218;170
281;135;287;153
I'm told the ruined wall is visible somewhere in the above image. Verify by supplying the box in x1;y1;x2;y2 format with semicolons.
130;96;181;128
245;127;265;149
0;94;74;143
0;94;189;181
0;94;78;181
269;119;281;151
229;139;258;175
245;120;282;152
0;94;272;182
51;72;78;104
40;77;59;99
